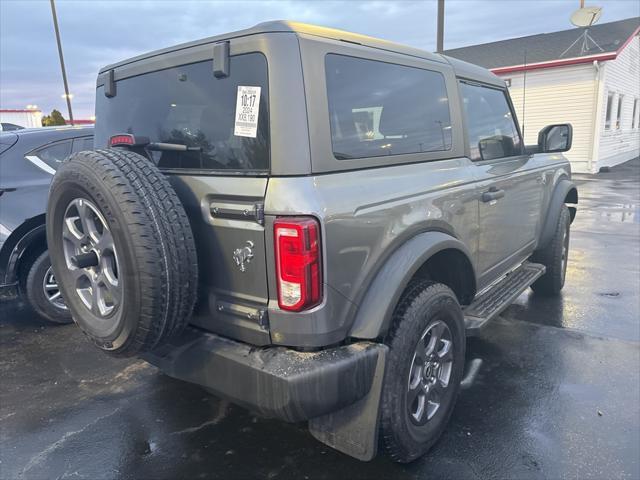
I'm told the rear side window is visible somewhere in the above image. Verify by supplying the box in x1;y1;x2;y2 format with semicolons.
95;53;269;172
325;54;452;160
460;82;522;161
32;140;72;170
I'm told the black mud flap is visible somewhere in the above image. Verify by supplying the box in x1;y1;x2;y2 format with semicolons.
308;345;388;461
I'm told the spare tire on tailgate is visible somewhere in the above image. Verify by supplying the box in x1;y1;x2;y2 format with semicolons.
46;149;198;357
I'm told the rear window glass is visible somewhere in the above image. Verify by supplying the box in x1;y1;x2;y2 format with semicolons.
95;53;269;172
325;54;452;160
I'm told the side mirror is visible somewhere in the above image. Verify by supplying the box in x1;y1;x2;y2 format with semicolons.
538;124;572;153
478;135;515;161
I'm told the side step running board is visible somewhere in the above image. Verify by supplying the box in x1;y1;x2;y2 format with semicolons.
463;261;545;333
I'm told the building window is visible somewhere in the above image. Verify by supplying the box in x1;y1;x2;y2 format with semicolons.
605;92;614;130
632;98;639;130
616;94;624;130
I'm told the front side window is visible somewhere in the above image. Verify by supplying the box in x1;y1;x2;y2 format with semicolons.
31;140;72;171
325;54;452;160
460;82;522;162
95;53;269;172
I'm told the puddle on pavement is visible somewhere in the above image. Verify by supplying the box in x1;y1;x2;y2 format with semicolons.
594;204;639;223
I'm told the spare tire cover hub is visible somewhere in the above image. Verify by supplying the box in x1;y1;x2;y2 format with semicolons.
62;198;121;319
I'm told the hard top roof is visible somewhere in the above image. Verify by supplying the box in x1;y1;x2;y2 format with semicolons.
97;20;502;86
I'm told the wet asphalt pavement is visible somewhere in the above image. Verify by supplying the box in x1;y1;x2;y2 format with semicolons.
1;160;639;480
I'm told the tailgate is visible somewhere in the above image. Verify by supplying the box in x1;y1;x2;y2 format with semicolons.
169;175;270;345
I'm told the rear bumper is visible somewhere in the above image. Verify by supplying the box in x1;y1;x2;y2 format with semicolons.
142;328;384;422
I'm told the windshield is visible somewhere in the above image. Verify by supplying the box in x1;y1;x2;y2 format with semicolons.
95;53;269;172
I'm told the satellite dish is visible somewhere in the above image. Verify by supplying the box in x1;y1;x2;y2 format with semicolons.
570;6;602;27
561;5;605;57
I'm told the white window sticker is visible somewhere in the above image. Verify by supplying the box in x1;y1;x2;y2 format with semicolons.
234;85;261;138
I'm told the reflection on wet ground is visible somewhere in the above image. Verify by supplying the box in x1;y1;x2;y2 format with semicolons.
504;157;640;342
1;159;638;479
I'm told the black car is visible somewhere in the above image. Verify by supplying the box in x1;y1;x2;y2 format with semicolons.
0;126;93;322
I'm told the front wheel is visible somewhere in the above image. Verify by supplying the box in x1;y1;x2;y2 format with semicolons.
531;205;571;295
380;280;465;463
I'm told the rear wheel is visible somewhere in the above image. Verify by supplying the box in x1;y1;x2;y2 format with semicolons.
381;280;465;463
46;149;198;356
25;251;72;324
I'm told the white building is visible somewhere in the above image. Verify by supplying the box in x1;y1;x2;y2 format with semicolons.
446;17;640;173
0;109;43;130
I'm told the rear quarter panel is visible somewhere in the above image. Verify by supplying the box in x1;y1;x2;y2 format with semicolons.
265;158;479;346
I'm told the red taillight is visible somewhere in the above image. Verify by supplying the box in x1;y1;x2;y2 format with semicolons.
109;134;135;147
274;217;322;312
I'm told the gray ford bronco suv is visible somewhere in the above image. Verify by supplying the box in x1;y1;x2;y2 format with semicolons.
46;21;577;462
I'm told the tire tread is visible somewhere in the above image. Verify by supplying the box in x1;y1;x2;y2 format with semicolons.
381;280;465;463
531;205;570;295
48;149;198;356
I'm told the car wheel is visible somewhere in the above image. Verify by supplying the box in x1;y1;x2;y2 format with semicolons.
380;280;465;463
25;251;73;324
531;205;570;295
46;149;198;356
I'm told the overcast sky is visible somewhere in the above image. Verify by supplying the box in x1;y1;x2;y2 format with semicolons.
1;0;638;118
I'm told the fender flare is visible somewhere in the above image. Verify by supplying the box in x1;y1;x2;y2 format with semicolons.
538;179;578;250
348;231;475;340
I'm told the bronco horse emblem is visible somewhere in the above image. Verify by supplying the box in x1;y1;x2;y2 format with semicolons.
233;240;255;272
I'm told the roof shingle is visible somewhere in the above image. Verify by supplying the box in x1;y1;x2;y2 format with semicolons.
444;17;639;69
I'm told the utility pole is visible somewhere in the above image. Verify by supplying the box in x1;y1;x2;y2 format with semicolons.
437;0;445;53
50;0;74;125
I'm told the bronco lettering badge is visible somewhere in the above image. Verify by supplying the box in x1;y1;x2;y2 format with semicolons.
233;240;254;272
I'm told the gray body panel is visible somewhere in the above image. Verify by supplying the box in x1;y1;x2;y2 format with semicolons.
264;160;479;345
94;22;574;348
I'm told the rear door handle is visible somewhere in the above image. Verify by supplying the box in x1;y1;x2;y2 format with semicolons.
482;188;505;203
